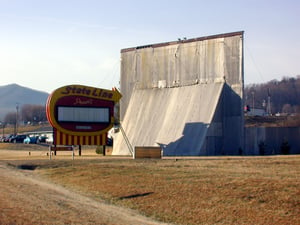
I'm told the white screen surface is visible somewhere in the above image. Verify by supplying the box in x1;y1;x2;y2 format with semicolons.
58;107;109;123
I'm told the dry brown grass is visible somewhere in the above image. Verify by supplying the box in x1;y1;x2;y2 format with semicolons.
24;156;299;225
0;142;48;151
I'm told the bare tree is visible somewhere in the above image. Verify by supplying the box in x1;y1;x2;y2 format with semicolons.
282;104;293;114
4;112;17;125
21;104;47;124
245;76;300;114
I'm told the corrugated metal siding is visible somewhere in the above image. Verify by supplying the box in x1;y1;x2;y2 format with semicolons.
115;32;244;156
245;127;300;155
120;32;243;120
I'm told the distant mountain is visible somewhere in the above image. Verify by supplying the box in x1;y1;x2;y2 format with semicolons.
0;84;49;120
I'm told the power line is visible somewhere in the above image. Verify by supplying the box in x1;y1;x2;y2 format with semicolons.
245;43;265;84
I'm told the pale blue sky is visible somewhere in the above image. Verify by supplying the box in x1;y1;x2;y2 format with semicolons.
0;0;299;93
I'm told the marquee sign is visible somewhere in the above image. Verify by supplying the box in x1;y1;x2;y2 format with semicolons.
46;85;122;145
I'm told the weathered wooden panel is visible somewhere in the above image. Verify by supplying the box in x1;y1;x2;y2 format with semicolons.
134;146;162;159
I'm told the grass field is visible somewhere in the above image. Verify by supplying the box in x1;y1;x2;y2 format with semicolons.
3;146;298;225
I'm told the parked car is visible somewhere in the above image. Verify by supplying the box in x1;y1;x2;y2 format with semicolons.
23;136;31;144
0;136;5;142
23;136;39;144
3;134;14;142
38;136;48;143
46;136;53;144
10;135;27;143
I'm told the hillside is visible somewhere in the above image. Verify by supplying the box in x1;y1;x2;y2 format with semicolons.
0;84;49;120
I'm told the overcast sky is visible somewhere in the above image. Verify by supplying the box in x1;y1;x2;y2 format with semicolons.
0;0;299;93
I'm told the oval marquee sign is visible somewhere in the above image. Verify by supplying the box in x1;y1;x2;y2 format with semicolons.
46;85;122;136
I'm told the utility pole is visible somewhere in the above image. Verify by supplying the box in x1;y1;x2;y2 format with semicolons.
15;103;19;135
251;91;255;112
267;89;271;115
0;122;5;137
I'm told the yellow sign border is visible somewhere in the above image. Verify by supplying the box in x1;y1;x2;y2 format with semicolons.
46;84;121;136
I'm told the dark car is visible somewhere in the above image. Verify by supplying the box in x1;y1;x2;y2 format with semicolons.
30;136;39;144
10;135;27;143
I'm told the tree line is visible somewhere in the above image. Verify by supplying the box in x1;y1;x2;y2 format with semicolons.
244;75;300;114
2;104;47;126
